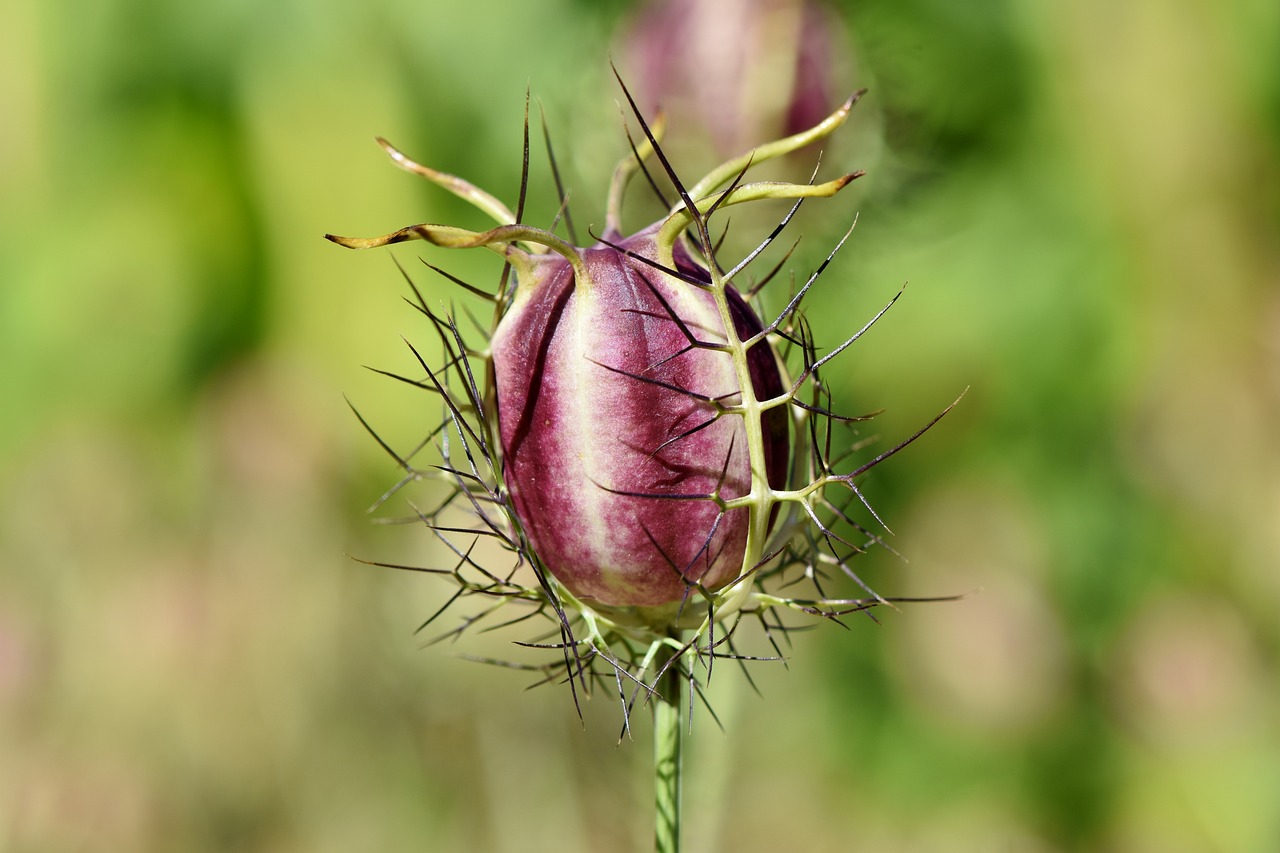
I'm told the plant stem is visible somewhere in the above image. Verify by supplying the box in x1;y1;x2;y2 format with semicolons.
653;647;684;853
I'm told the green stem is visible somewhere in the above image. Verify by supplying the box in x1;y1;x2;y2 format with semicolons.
654;646;684;853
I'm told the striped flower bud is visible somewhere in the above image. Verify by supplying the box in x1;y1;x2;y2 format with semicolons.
490;223;788;606
326;79;958;653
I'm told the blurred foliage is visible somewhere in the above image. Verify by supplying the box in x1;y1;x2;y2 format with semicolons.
2;0;1279;851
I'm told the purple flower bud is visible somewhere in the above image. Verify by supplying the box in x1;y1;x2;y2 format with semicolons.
620;0;849;156
491;225;788;607
327;78;966;732
327;85;884;626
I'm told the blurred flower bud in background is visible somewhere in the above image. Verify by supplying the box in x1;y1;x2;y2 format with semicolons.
619;0;851;157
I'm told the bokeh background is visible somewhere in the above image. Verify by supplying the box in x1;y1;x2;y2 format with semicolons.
3;0;1279;850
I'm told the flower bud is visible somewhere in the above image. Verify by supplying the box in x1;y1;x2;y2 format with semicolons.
328;84;870;624
620;0;849;156
491;225;787;607
330;75;963;756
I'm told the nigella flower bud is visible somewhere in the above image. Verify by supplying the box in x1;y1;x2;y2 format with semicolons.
329;77;958;682
328;87;864;621
490;224;788;607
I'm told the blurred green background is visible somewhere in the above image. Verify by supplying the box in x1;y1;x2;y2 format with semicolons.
3;0;1279;850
